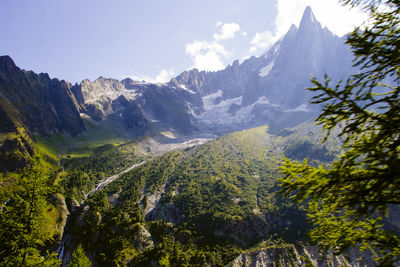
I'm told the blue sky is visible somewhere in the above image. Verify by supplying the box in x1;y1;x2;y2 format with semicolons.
0;0;366;84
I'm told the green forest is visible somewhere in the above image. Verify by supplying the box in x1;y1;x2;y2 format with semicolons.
0;0;399;266
0;122;343;266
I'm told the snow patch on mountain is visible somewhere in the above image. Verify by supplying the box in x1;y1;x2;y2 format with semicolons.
286;104;310;112
197;94;276;127
202;90;223;110
178;84;197;94
263;41;281;59
200;90;242;117
259;60;274;77
123;89;138;100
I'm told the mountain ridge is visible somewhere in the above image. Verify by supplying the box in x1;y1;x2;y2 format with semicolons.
0;7;380;266
0;55;85;137
0;6;354;171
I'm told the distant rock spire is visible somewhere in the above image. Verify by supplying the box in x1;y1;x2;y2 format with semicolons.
301;6;316;23
299;6;320;31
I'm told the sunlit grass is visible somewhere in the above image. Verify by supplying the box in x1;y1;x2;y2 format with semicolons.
34;117;129;161
34;136;62;160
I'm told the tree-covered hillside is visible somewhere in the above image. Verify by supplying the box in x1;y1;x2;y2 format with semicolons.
62;122;341;266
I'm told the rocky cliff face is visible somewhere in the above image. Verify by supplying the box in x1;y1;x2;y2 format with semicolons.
0;7;355;141
111;95;151;137
179;6;353;109
0;56;85;137
246;6;352;109
68;7;325;138
71;77;132;119
128;81;200;135
71;76;201;136
227;245;375;267
0;56;87;171
168;7;353;133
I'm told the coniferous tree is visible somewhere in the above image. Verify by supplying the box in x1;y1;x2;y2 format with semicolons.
0;158;60;265
280;0;400;265
68;244;92;267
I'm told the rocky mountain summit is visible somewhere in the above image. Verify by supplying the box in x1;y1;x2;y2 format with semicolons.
0;56;85;137
71;7;353;136
0;6;382;266
71;77;201;136
171;7;353;133
0;7;356;172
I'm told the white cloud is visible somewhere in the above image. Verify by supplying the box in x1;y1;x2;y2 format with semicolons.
185;21;246;71
213;22;240;41
241;55;251;62
249;30;275;53
185;40;229;71
186;40;228;57
126;69;175;83
155;69;175;83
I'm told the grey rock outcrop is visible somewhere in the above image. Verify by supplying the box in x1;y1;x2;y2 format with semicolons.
227;245;375;267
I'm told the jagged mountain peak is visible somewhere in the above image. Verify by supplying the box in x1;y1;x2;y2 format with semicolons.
0;55;19;73
0;2;353;142
299;6;321;32
303;6;315;19
0;55;14;65
287;24;298;34
300;6;316;24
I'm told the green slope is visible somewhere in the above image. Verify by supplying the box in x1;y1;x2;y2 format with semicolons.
67;122;341;266
34;116;128;162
